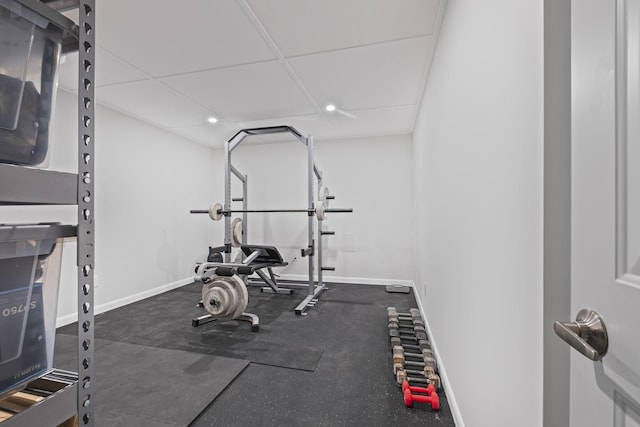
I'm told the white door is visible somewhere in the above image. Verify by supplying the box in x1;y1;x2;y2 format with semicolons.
567;0;640;425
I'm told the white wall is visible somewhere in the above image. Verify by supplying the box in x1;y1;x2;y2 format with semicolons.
90;94;222;313
0;88;411;326
0;89;223;324
412;1;544;426
228;134;414;284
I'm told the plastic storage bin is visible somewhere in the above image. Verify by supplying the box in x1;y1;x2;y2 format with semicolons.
0;224;65;398
0;0;63;166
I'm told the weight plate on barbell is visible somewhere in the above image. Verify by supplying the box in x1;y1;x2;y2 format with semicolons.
316;201;326;220
231;217;243;248
209;202;224;221
319;186;330;207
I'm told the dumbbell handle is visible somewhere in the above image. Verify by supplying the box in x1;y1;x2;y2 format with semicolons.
396;341;431;351
401;367;428;377
389;322;424;331
390;318;422;326
388;329;420;340
395;347;432;359
390;320;426;329
389;313;418;320
401;359;427;368
389;328;428;342
403;357;438;372
402;375;429;385
404;389;440;410
393;353;429;365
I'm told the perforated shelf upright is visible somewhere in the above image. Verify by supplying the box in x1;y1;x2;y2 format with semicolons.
0;0;96;425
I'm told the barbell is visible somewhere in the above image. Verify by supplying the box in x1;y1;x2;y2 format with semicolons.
190;201;353;221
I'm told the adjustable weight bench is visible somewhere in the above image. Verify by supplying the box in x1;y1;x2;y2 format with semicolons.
239;245;293;295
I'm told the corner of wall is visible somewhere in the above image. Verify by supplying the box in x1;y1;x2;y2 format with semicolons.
412;283;465;427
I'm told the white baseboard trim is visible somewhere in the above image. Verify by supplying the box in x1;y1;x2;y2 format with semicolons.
56;277;193;328
413;288;465;427
278;273;414;288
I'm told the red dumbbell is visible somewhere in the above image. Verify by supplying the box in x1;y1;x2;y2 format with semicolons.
401;380;435;396
403;388;440;410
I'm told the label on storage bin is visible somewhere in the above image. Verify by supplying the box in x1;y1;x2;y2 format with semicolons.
0;284;47;395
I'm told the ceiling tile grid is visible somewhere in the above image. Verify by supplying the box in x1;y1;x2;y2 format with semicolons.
58;47;149;91
95;80;215;129
95;0;277;77
55;0;444;146
287;36;432;111
244;0;440;57
159;61;316;122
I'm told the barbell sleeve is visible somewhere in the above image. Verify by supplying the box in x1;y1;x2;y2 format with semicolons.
324;208;353;213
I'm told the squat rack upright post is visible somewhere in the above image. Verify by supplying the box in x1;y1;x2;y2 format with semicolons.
222;126;326;315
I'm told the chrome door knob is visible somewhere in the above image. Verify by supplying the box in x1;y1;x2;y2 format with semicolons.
554;308;608;361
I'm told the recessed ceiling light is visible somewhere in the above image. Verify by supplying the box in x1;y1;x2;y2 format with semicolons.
325;104;336;112
207;117;218;124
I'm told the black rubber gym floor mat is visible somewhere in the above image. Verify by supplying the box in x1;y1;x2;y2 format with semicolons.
57;283;324;372
191;283;456;427
53;334;249;427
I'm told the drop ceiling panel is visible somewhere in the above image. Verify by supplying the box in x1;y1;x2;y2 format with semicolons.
246;0;440;56
168;124;239;148
96;0;277;77
289;36;431;111
161;61;316;122
96;80;213;128
56;2;444;144
57;48;148;91
326;105;416;138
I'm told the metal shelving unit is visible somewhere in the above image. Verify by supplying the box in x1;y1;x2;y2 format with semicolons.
0;370;78;427
0;0;95;425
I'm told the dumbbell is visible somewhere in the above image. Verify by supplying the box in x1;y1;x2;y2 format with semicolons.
395;366;441;390
389;317;426;329
389;319;426;332
393;346;433;363
390;337;431;351
393;362;432;377
388;307;422;322
392;346;437;370
388;311;424;323
387;307;422;319
393;346;434;362
395;369;430;386
388;320;426;335
392;361;435;378
389;316;424;327
402;380;436;396
388;327;428;343
404;388;440;410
